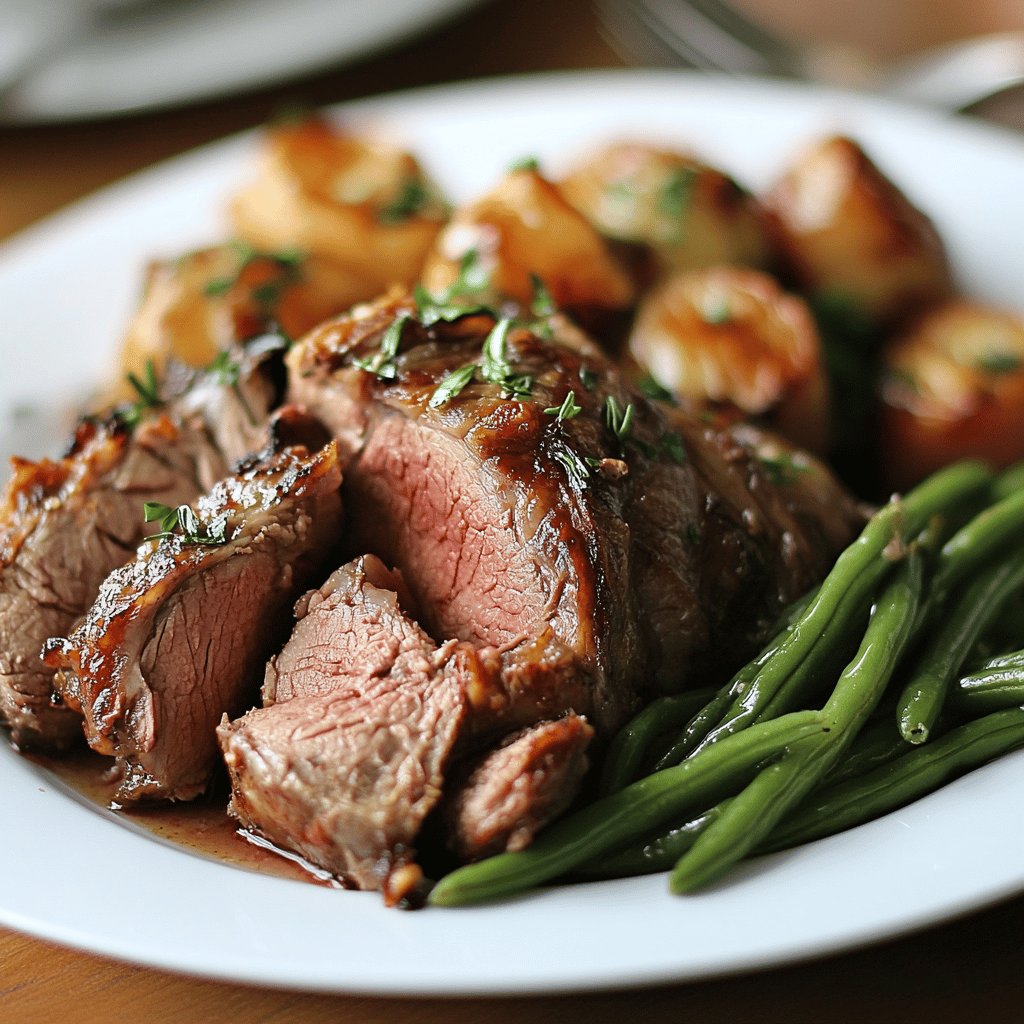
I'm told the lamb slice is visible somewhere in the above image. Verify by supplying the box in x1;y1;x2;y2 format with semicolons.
287;292;704;738
443;714;594;861
44;439;342;801
219;555;469;897
286;292;858;739
0;346;280;752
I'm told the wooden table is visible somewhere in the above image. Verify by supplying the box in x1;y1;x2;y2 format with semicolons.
2;1;1023;1020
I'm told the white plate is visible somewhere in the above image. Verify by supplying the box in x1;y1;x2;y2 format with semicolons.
4;0;483;123
2;71;1024;996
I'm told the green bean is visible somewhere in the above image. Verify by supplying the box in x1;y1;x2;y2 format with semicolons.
955;656;1024;714
599;689;716;795
427;710;825;907
670;546;925;894
897;544;1024;743
931;485;1024;604
689;464;989;754
761;708;1024;852
580;801;733;879
992;461;1024;502
822;714;913;787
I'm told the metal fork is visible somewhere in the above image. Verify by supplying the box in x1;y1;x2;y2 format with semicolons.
598;0;1024;112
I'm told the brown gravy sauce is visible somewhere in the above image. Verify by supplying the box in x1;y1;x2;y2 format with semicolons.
26;746;344;889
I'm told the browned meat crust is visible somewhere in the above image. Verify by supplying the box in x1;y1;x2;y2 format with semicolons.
45;438;342;801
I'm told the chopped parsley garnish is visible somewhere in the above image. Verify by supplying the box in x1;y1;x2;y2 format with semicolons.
353;314;409;380
544;390;583;422
509;155;541;173
977;351;1023;375
656;166;698;239
604;395;635;444
428;363;478;408
378;177;431;225
143;501;228;546
636;372;674;403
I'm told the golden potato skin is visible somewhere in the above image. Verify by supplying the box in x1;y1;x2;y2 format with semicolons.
420;166;634;321
560;142;774;276
116;244;348;391
628;266;830;453
230;116;447;309
764;136;953;326
879;300;1024;488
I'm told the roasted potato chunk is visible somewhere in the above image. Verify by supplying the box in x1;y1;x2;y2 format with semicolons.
560;142;774;276
117;243;350;390
420;165;634;324
628;266;830;453
879;300;1024;488
764;136;952;326
230;116;447;308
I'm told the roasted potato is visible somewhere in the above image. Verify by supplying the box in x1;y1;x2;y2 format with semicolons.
764;135;953;327
419;164;634;325
628;266;830;453
230;116;447;307
116;243;353;392
879;300;1024;488
560;142;774;277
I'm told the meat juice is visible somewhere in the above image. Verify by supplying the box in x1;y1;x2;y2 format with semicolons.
25;747;342;888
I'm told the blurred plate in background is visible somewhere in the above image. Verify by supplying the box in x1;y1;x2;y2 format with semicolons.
3;0;485;123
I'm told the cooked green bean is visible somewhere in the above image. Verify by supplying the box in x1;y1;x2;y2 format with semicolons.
580;801;733;879
898;544;1024;743
931;486;1024;603
670;546;925;894
992;461;1024;502
822;714;913;787
428;711;825;906
955;654;1024;714
761;708;1024;852
599;689;716;794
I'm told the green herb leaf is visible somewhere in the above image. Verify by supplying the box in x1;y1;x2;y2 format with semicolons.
544;390;583;422
207;349;241;387
604;395;635;444
702;296;732;325
202;242;305;312
550;438;591;489
660;431;686;463
509;155;540;173
119;360;163;428
977;351;1023;375
579;367;599;391
378;177;430;225
353;314;410;380
480;318;514;381
142;500;229;546
758;453;808;486
428;363;478;408
657;166;698;238
636;372;675;403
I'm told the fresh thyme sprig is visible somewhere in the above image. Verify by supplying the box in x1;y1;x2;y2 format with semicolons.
544;390;583;423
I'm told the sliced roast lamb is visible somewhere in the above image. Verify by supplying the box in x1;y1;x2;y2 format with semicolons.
0;349;278;752
219;556;471;899
442;713;594;861
287;291;861;736
45;435;342;801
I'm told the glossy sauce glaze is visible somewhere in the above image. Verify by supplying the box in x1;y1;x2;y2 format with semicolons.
26;745;344;889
